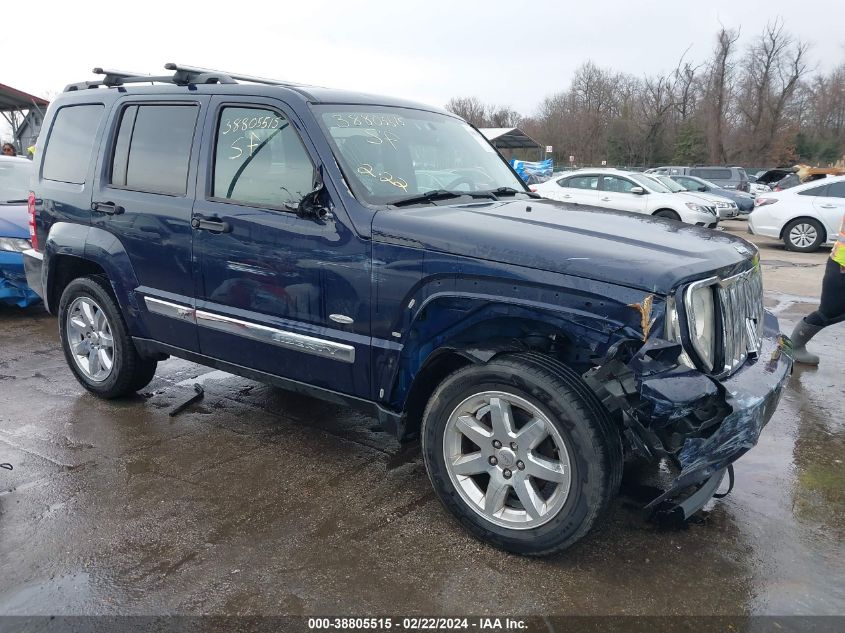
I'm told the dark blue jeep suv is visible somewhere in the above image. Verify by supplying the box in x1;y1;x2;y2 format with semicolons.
23;65;792;556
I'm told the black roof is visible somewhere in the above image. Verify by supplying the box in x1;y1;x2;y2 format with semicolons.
59;64;448;115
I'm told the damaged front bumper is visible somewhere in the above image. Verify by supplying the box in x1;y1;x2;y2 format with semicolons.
586;310;792;518
0;251;41;308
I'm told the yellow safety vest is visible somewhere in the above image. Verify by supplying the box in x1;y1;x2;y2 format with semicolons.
833;214;845;266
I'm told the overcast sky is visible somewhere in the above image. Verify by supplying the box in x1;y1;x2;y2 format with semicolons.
4;0;845;125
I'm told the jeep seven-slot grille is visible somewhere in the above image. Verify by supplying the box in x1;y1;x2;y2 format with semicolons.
718;265;764;375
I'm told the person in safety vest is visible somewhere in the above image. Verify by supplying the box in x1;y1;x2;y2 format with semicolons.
790;213;845;364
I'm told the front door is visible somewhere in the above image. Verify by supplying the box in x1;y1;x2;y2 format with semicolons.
92;97;208;351
191;96;371;398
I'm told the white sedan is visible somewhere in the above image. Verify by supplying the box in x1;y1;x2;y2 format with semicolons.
749;176;845;252
535;168;719;227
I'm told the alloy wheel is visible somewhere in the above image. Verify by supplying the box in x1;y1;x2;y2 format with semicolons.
443;391;572;530
789;223;818;249
66;297;115;382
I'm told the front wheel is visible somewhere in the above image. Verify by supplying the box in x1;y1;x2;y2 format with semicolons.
58;276;158;399
421;353;621;556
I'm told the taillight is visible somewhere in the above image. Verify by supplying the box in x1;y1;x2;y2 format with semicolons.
27;191;38;251
529;185;538;192
755;197;778;207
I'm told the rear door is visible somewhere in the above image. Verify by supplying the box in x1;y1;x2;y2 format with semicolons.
548;174;599;205
92;96;208;351
812;181;845;240
597;175;647;214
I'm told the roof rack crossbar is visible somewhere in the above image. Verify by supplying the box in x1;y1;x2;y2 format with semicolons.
63;63;311;93
164;63;304;88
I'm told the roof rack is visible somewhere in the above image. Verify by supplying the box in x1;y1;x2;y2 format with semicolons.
63;63;307;92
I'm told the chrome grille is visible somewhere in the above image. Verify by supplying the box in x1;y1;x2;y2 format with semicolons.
717;265;764;375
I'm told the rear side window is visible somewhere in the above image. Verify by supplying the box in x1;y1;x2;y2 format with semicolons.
560;175;598;190
110;104;199;195
211;106;314;208
827;182;845;198
690;168;732;181
42;104;104;184
798;184;829;197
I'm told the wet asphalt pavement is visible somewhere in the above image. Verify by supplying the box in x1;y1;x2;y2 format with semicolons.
0;220;843;617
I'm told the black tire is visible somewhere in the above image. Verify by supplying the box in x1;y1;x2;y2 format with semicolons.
783;218;825;252
654;209;681;221
58;275;158;399
421;352;622;556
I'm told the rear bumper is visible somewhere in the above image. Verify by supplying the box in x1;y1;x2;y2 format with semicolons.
0;250;41;308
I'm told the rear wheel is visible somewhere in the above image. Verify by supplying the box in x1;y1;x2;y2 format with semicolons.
783;218;825;252
58;276;158;398
654;209;681;221
421;353;621;556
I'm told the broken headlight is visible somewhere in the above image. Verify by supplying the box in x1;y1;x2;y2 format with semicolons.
664;295;696;369
684;278;718;371
0;237;31;253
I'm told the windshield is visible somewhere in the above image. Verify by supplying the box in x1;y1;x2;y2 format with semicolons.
0;159;32;202
652;175;686;192
314;106;526;205
630;173;671;193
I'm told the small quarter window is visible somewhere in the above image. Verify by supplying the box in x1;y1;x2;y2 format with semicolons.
212;106;314;208
42;104;104;184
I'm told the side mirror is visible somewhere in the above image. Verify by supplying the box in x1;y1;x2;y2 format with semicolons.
697;186;707;192
291;167;331;220
630;186;645;195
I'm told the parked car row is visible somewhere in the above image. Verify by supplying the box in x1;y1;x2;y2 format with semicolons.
645;165;751;193
535;168;740;227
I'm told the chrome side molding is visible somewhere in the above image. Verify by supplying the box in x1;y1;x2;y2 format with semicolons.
144;296;196;323
195;310;355;364
142;296;355;364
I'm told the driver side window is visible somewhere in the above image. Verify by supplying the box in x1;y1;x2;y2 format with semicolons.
212;106;314;208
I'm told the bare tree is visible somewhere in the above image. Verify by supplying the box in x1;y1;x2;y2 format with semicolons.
705;26;740;163
735;19;810;162
444;97;487;127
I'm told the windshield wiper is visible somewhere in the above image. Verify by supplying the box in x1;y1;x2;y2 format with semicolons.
2;198;28;204
387;189;497;207
480;186;541;199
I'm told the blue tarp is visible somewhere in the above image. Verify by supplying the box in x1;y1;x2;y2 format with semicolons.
510;158;553;183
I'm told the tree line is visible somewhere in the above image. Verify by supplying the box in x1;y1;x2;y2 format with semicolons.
446;20;845;169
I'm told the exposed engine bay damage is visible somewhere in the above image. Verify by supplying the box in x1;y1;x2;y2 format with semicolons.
584;311;792;521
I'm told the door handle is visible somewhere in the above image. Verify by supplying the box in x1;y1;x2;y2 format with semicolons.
562;194;572;198
600;196;611;201
819;204;837;209
91;201;124;215
191;215;231;233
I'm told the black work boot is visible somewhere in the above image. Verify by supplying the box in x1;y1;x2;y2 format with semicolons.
789;320;822;365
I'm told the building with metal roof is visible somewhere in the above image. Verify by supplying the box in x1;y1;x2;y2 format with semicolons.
0;83;50;155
